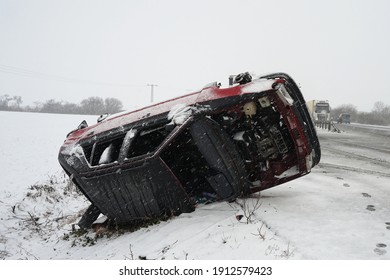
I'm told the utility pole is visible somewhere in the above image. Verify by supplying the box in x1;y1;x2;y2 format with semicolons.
147;84;158;103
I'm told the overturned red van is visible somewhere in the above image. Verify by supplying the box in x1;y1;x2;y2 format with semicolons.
58;72;320;228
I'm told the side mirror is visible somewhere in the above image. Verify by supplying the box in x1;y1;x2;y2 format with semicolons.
97;113;109;123
78;120;88;129
66;120;88;138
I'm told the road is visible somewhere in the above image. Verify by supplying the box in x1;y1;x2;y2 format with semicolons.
318;123;390;177
258;124;390;259
337;122;390;137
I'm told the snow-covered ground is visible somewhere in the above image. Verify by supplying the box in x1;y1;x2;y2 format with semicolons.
0;111;389;260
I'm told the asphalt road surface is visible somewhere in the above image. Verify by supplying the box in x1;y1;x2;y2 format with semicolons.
317;123;390;177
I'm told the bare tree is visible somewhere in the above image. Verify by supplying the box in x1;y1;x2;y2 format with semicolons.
372;101;386;114
0;95;11;109
0;95;123;115
331;104;357;122
372;101;390;117
104;97;123;114
0;95;23;110
40;99;65;113
355;101;390;125
13;96;22;108
80;96;105;115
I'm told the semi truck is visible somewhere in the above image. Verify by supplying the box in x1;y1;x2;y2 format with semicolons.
306;100;331;124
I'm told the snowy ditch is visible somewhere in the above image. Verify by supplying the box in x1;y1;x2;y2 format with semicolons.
1;111;389;259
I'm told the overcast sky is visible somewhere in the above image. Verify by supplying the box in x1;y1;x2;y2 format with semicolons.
1;0;389;112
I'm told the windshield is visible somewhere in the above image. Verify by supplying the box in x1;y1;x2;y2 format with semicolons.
315;104;330;113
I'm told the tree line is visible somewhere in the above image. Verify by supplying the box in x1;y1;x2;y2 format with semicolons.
1;94;389;126
331;101;390;126
0;95;123;115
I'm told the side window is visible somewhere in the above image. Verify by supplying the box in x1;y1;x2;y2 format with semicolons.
127;126;168;158
90;136;124;166
81;124;170;166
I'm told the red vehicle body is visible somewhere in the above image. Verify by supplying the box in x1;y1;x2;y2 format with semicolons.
58;73;320;228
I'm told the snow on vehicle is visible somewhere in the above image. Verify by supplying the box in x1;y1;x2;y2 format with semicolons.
58;72;321;228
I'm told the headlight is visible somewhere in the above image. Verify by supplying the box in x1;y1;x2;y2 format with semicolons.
276;84;294;106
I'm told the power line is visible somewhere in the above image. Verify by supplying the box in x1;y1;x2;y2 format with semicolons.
0;63;145;88
0;63;197;104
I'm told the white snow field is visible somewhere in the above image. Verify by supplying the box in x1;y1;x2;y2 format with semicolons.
0;111;389;260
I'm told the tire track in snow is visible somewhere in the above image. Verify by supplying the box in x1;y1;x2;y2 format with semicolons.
325;138;390;154
321;145;390;165
318;162;390;177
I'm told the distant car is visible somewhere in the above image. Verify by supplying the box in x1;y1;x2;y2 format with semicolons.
337;113;351;124
58;72;321;228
